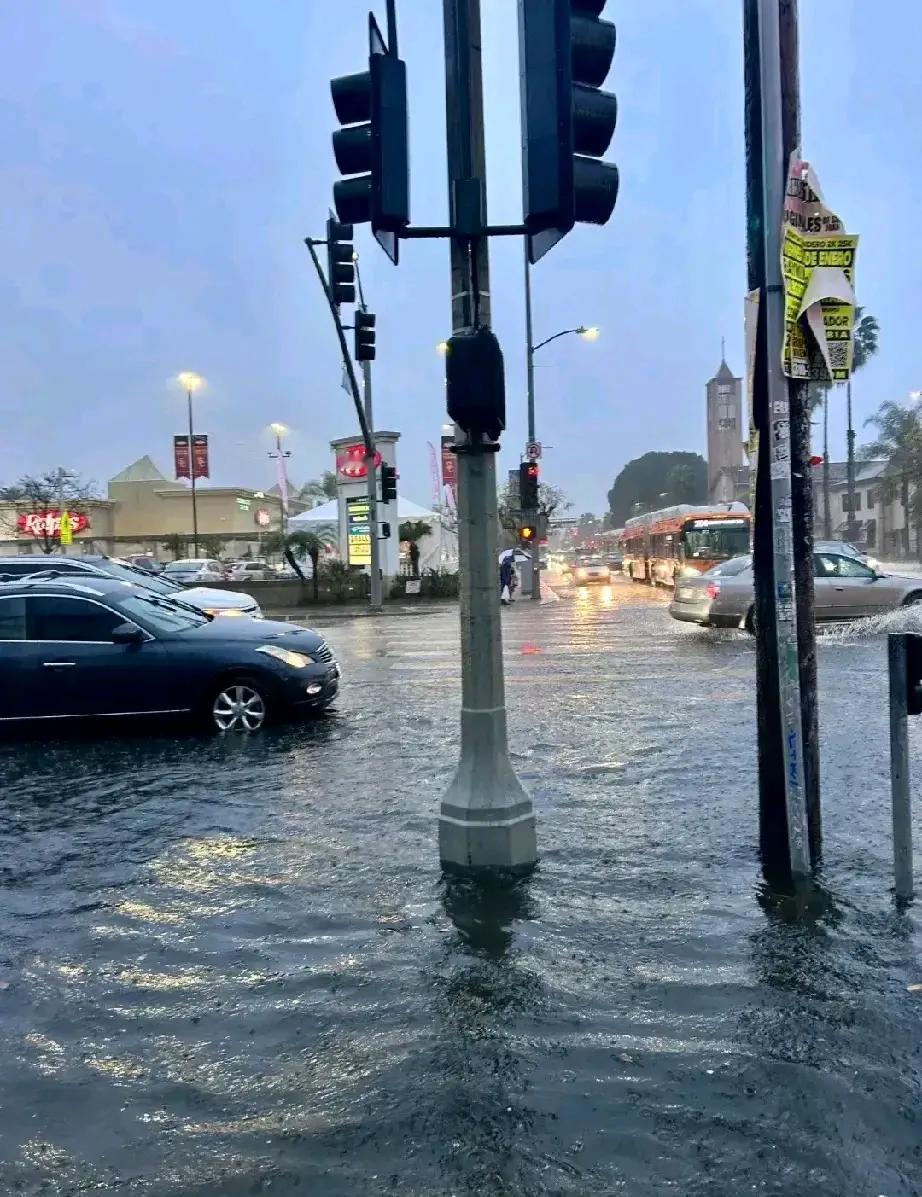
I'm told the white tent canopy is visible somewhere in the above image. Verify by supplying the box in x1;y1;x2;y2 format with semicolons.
288;495;437;526
288;494;456;570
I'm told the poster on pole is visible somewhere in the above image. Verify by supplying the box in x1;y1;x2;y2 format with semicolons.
440;435;457;507
191;434;210;479
346;496;371;566
174;435;191;480
781;156;858;382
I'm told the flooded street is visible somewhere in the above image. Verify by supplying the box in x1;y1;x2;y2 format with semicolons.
2;579;921;1195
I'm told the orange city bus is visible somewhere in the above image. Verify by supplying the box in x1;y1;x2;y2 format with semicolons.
621;503;751;586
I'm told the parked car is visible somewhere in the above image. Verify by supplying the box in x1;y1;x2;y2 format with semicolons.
0;556;261;618
0;576;338;732
123;554;164;573
668;551;922;631
571;556;611;585
226;560;271;582
162;558;227;585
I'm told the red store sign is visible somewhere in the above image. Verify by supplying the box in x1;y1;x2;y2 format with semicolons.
17;511;90;538
336;442;382;480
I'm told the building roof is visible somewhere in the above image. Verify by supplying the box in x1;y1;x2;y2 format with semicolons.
714;357;737;383
814;459;888;489
109;456;170;484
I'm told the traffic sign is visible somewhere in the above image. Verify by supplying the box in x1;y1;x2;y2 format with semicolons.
525;440;542;460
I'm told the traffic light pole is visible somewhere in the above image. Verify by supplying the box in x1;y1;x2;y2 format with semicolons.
361;354;383;610
438;0;537;873
523;246;540;601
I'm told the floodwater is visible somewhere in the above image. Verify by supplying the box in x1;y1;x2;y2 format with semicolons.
1;579;920;1195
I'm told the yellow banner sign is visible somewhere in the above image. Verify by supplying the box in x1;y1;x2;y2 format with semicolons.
781;156;858;382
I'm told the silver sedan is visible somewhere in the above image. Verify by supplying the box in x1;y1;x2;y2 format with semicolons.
668;551;922;631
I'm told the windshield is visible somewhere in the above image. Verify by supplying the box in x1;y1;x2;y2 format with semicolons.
103;557;181;594
682;521;750;561
118;592;209;633
163;561;204;573
704;555;753;578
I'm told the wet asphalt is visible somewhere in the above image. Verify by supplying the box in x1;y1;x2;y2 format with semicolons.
1;576;920;1195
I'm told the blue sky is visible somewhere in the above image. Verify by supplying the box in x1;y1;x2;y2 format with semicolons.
1;0;919;514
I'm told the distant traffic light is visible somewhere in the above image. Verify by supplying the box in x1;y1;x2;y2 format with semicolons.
519;523;537;544
381;463;398;503
380;521;391;539
444;327;506;442
355;309;377;361
519;460;539;509
330;13;409;264
519;0;619;263
326;216;355;306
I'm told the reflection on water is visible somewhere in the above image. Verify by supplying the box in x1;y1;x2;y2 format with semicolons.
0;601;919;1195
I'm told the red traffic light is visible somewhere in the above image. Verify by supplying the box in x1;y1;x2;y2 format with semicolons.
809;454;824;467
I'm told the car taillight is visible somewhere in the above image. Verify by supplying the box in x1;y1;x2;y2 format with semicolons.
705;582;720;600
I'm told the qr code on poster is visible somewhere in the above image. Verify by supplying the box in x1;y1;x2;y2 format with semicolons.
827;340;849;370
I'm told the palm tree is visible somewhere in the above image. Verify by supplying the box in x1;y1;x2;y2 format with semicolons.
845;307;879;540
264;528;334;599
161;533;187;560
863;399;922;556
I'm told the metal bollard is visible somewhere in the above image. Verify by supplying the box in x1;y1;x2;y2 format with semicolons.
887;633;915;902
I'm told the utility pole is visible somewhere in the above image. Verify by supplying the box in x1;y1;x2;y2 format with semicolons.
438;0;537;873
743;0;816;880
845;379;858;542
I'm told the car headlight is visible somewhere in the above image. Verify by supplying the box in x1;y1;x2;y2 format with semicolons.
206;607;246;617
256;644;312;669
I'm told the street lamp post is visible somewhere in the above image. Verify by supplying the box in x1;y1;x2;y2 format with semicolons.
177;371;204;556
268;422;291;539
523;247;598;599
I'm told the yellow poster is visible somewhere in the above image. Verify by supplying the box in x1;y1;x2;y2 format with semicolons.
781;156;858;382
59;510;73;545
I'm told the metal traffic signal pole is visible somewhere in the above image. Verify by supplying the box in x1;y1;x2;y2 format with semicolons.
438;0;537;873
523;248;540;601
354;261;383;611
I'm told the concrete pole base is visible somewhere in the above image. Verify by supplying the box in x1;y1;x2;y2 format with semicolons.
439;711;538;872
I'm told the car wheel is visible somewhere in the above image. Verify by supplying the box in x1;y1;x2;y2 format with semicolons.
744;607;756;635
902;592;922;607
209;675;270;732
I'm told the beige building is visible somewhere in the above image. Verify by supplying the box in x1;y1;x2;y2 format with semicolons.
0;456;287;559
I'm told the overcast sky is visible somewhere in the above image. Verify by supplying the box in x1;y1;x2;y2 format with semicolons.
2;0;920;514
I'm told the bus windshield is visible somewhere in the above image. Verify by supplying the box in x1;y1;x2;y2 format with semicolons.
682;519;750;561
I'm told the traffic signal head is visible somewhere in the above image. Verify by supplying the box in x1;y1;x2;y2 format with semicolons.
355;309;377;361
519;523;537;544
380;521;391;539
330;14;409;264
326;217;355;306
519;0;619;263
519;460;539;509
906;633;922;716
444;327;506;442
381;463;398;503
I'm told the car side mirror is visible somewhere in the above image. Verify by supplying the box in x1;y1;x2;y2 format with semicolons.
111;621;145;645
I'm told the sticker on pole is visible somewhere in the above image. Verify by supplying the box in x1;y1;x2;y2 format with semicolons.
525;441;542;461
781;155;858;382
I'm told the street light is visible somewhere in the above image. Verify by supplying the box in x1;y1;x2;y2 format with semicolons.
436;340;449;356
268;422;292;537
176;371;205;555
523;249;596;444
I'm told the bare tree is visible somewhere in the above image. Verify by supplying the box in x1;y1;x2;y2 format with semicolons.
0;469;98;554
